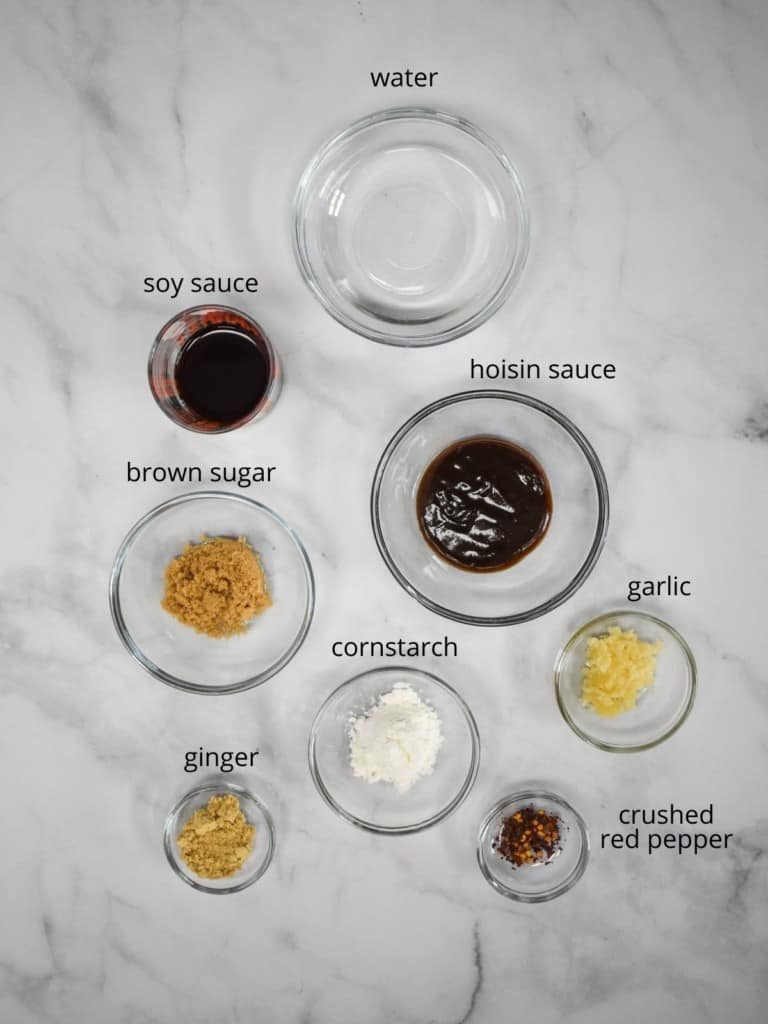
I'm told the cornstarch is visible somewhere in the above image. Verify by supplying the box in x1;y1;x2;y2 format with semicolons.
348;683;443;793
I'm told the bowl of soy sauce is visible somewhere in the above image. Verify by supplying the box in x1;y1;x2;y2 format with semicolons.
148;305;281;433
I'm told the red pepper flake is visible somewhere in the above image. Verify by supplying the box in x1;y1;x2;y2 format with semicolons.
492;805;562;867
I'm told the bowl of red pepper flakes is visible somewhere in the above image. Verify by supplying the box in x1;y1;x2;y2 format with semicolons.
477;789;589;902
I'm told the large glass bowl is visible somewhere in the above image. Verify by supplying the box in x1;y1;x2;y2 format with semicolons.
293;107;529;347
371;391;609;625
164;782;275;894
308;666;480;834
477;790;589;903
554;610;697;751
109;492;315;693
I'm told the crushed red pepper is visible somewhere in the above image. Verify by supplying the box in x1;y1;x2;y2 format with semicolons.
492;806;562;867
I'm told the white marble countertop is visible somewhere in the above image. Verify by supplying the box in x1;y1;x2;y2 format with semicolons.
2;1;767;1022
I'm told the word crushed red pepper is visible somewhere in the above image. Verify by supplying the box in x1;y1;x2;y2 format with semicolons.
493;806;562;867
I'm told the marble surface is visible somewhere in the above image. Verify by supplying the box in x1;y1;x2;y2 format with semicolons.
2;1;767;1021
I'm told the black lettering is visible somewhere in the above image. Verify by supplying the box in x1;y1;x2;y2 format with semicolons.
470;358;485;379
168;465;202;483
246;277;259;292
628;580;641;602
668;806;684;825
370;70;438;87
619;809;631;824
143;277;154;293
190;277;202;293
332;642;343;656
184;751;198;772
548;362;616;380
220;752;234;773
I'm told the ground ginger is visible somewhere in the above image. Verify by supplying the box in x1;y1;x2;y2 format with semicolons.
161;535;271;638
177;793;255;879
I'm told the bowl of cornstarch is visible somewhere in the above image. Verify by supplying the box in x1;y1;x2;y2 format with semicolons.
308;666;480;834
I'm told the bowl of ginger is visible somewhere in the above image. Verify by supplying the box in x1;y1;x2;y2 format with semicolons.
554;610;696;752
110;492;315;693
164;782;275;893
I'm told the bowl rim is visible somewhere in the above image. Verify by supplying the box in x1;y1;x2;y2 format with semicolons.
476;789;590;903
292;105;530;347
163;780;276;894
308;665;481;835
554;609;698;752
370;389;610;625
108;490;315;694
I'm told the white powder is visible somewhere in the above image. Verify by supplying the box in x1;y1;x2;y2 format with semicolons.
348;683;443;793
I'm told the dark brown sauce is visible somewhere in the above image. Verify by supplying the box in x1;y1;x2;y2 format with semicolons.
176;327;269;424
416;436;552;572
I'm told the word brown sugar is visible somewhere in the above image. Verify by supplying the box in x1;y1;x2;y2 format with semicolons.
177;793;255;879
161;535;271;638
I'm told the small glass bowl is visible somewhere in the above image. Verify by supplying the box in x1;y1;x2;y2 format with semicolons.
555;610;697;752
164;782;275;894
308;666;480;834
109;492;315;694
293;107;529;346
148;304;281;433
477;790;589;903
371;390;609;625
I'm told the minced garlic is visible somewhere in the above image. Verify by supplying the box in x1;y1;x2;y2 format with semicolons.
580;626;662;717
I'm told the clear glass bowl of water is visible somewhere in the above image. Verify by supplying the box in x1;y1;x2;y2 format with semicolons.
293;107;529;346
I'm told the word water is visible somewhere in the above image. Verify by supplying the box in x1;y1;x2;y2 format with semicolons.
370;69;438;86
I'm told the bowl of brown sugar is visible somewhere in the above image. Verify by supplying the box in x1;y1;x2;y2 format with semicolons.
109;492;315;693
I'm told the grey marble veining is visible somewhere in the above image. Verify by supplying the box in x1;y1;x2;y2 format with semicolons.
1;1;767;1022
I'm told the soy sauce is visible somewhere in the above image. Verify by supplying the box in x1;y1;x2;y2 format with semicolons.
417;436;552;571
176;328;269;423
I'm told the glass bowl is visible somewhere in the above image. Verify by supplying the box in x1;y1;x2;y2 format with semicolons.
109;492;315;693
554;610;697;751
477;790;589;903
164;782;275;894
371;390;609;625
308;666;480;834
293;107;529;347
148;305;281;433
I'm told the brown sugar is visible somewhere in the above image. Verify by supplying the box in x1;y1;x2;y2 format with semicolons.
161;535;271;638
176;793;255;879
